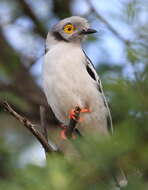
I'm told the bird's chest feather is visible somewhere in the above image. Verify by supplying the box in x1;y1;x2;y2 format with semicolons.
44;44;93;92
43;43;103;125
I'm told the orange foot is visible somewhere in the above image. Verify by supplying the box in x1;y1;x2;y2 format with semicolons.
60;129;76;140
60;107;91;140
69;107;91;122
60;129;67;140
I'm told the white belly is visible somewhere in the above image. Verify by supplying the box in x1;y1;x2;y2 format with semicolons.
43;43;108;135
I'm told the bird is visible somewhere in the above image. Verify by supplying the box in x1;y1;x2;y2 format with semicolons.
43;16;127;188
43;16;113;139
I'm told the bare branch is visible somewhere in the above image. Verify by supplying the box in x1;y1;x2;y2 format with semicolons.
0;101;60;154
40;106;48;141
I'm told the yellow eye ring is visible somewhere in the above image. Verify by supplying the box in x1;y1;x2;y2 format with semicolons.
63;24;75;34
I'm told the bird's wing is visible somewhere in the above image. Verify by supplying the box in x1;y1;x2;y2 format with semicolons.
83;50;113;134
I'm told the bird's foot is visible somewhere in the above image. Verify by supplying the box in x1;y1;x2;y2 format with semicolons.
60;129;76;140
60;106;91;140
81;108;91;113
69;107;91;122
60;129;67;140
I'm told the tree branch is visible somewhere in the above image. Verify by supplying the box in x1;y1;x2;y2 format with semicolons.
0;101;60;153
40;105;48;141
0;100;82;157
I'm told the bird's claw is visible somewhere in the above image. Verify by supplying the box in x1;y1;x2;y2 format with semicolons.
60;107;91;140
69;109;77;120
60;129;67;140
81;108;91;113
60;129;76;140
69;107;91;122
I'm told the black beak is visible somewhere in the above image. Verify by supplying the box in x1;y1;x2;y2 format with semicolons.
81;28;97;35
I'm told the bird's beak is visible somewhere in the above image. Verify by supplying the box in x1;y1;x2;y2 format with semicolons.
81;28;97;35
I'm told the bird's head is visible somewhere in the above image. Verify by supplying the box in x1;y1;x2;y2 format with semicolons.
50;16;97;43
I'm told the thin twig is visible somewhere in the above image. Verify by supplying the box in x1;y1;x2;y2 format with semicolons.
86;0;130;45
66;106;81;138
40;106;48;141
40;105;48;157
0;101;60;153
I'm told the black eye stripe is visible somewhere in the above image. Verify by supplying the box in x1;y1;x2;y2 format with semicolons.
52;31;69;42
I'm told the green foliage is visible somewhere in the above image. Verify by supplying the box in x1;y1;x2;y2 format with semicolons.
0;117;148;189
0;68;148;189
0;0;148;189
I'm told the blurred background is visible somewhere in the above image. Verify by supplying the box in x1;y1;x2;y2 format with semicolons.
0;0;148;189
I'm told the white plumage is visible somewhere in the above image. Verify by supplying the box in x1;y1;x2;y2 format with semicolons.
43;16;113;137
42;16;127;187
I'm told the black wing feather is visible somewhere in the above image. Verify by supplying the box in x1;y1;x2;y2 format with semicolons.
83;50;113;134
86;65;96;81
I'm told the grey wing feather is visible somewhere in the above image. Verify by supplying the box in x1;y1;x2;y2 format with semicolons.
83;50;113;134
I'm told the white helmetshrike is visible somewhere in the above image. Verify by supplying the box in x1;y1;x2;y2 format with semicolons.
43;16;113;137
43;16;127;187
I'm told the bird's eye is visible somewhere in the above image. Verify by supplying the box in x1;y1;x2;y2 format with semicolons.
63;24;75;34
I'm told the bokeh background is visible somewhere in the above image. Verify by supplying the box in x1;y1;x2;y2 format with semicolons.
0;0;148;189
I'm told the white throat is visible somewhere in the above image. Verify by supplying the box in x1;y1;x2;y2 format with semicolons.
46;32;82;52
